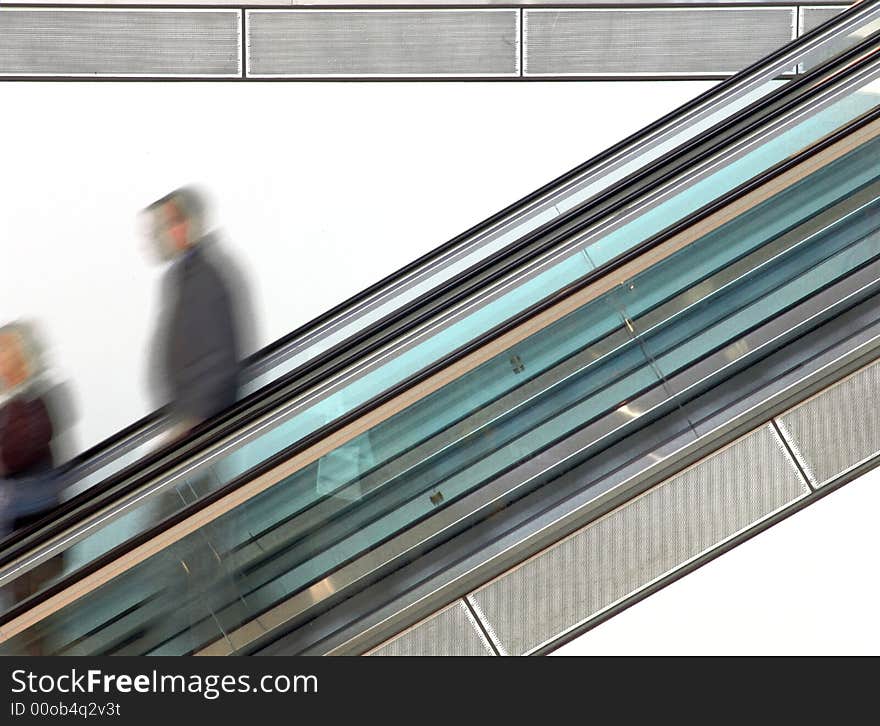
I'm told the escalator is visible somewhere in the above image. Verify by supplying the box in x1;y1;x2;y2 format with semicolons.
3;1;880;655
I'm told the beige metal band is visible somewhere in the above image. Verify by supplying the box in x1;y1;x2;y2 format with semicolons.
2;113;878;647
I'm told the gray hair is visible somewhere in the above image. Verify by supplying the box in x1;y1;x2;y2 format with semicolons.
0;320;47;391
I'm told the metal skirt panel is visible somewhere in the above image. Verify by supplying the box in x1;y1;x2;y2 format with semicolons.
463;425;808;656
366;600;494;656
267;292;880;656
776;357;880;488
4;2;878;595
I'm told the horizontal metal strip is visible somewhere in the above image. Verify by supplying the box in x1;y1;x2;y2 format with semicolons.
0;5;843;79
798;5;853;73
0;2;850;8
246;9;519;78
0;8;241;77
802;5;849;36
523;8;796;77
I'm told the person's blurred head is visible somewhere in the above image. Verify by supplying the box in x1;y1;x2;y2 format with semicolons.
0;322;43;393
143;186;209;263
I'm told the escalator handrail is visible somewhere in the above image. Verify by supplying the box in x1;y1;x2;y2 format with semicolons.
42;0;880;488
3;12;880;568
4;93;879;640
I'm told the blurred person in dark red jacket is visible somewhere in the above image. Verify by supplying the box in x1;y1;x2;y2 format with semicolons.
0;321;66;652
0;322;57;527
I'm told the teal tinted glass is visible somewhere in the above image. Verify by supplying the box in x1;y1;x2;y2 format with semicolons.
5;114;880;655
7;32;880;623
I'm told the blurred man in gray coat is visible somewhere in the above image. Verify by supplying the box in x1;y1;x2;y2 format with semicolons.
142;186;254;650
145;186;249;441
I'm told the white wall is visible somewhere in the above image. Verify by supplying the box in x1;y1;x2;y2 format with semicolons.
0;80;712;454
3;81;876;655
551;467;880;656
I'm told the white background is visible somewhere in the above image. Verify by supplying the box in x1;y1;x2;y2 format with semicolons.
552;466;880;656
2;80;877;655
0;80;710;452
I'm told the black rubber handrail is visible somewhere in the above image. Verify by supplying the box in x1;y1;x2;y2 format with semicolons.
5;87;880;634
3;8;878;567
44;0;877;474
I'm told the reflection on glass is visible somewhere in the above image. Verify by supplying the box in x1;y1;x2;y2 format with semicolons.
4;116;880;655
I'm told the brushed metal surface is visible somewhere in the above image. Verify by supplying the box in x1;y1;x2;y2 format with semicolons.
801;6;849;36
467;425;808;655
777;357;880;487
798;6;853;72
0;1;843;7
523;8;795;77
0;9;240;76
291;297;880;656
247;9;519;77
367;601;494;656
7;0;878;605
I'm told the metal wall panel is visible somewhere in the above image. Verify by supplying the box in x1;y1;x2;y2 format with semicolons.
247;10;519;78
467;426;808;656
0;9;240;77
800;5;849;35
523;8;796;76
798;6;852;73
0;1;841;6
367;601;495;656
777;359;880;488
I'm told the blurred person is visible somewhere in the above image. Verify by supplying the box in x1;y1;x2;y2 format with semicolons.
0;321;67;654
0;322;64;532
144;186;252;444
141;187;255;647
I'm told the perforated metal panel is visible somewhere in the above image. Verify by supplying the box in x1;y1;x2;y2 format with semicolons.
800;6;849;35
467;425;808;655
523;8;796;77
0;0;838;5
0;9;240;77
246;9;519;78
367;601;495;656
777;359;880;488
798;6;852;73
